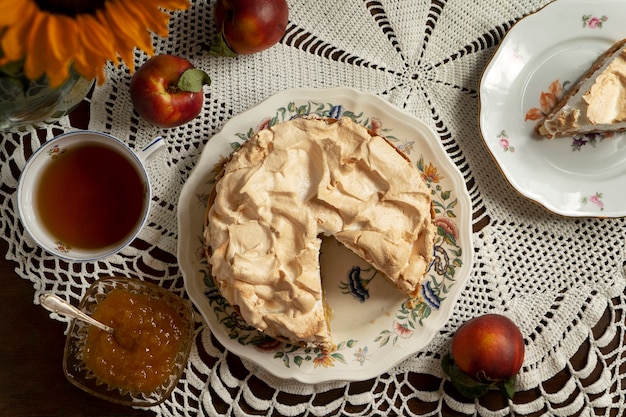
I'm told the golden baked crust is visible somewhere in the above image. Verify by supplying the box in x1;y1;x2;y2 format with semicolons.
204;116;436;352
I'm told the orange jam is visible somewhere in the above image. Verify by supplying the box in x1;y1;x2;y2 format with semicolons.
83;289;184;394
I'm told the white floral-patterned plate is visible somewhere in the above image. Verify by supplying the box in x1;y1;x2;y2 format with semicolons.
479;0;626;217
178;87;473;383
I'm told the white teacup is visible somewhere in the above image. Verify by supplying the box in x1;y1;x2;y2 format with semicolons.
17;131;164;261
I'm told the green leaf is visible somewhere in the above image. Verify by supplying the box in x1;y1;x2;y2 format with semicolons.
177;68;211;93
441;354;494;400
376;335;390;347
294;355;304;367
452;378;491;400
332;353;347;364
416;156;424;172
500;376;517;399
0;59;25;77
441;353;452;376
209;33;238;57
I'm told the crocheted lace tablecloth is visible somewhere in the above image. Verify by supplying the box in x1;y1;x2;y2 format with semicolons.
2;0;626;415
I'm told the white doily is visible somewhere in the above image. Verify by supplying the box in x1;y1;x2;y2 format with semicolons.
2;0;626;415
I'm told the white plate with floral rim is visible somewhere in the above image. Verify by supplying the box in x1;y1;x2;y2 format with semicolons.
479;0;626;217
178;87;473;383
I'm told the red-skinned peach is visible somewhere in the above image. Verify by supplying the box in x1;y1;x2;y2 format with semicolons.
211;0;289;56
130;55;210;128
451;314;525;383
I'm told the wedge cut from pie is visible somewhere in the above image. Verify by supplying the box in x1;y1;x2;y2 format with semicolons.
538;38;626;139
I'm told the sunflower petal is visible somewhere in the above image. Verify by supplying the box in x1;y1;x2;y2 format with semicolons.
106;6;155;70
0;0;35;26
106;2;146;45
72;19;113;82
84;15;116;57
1;0;187;83
78;14;117;65
1;22;28;62
113;3;154;54
105;3;148;60
156;0;191;11
72;48;98;81
36;15;71;86
47;64;71;87
125;1;170;38
46;15;75;63
23;11;47;80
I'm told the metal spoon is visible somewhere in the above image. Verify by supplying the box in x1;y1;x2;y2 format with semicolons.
39;293;114;334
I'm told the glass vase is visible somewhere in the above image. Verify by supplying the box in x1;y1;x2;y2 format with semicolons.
0;66;93;132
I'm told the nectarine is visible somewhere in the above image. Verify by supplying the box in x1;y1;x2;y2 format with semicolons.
451;313;525;383
211;0;289;56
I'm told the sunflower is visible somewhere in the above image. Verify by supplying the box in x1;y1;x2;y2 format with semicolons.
0;0;190;87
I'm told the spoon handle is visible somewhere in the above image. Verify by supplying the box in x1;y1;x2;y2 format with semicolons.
39;293;114;334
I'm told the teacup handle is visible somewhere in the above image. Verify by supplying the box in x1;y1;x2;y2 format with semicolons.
138;136;165;163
